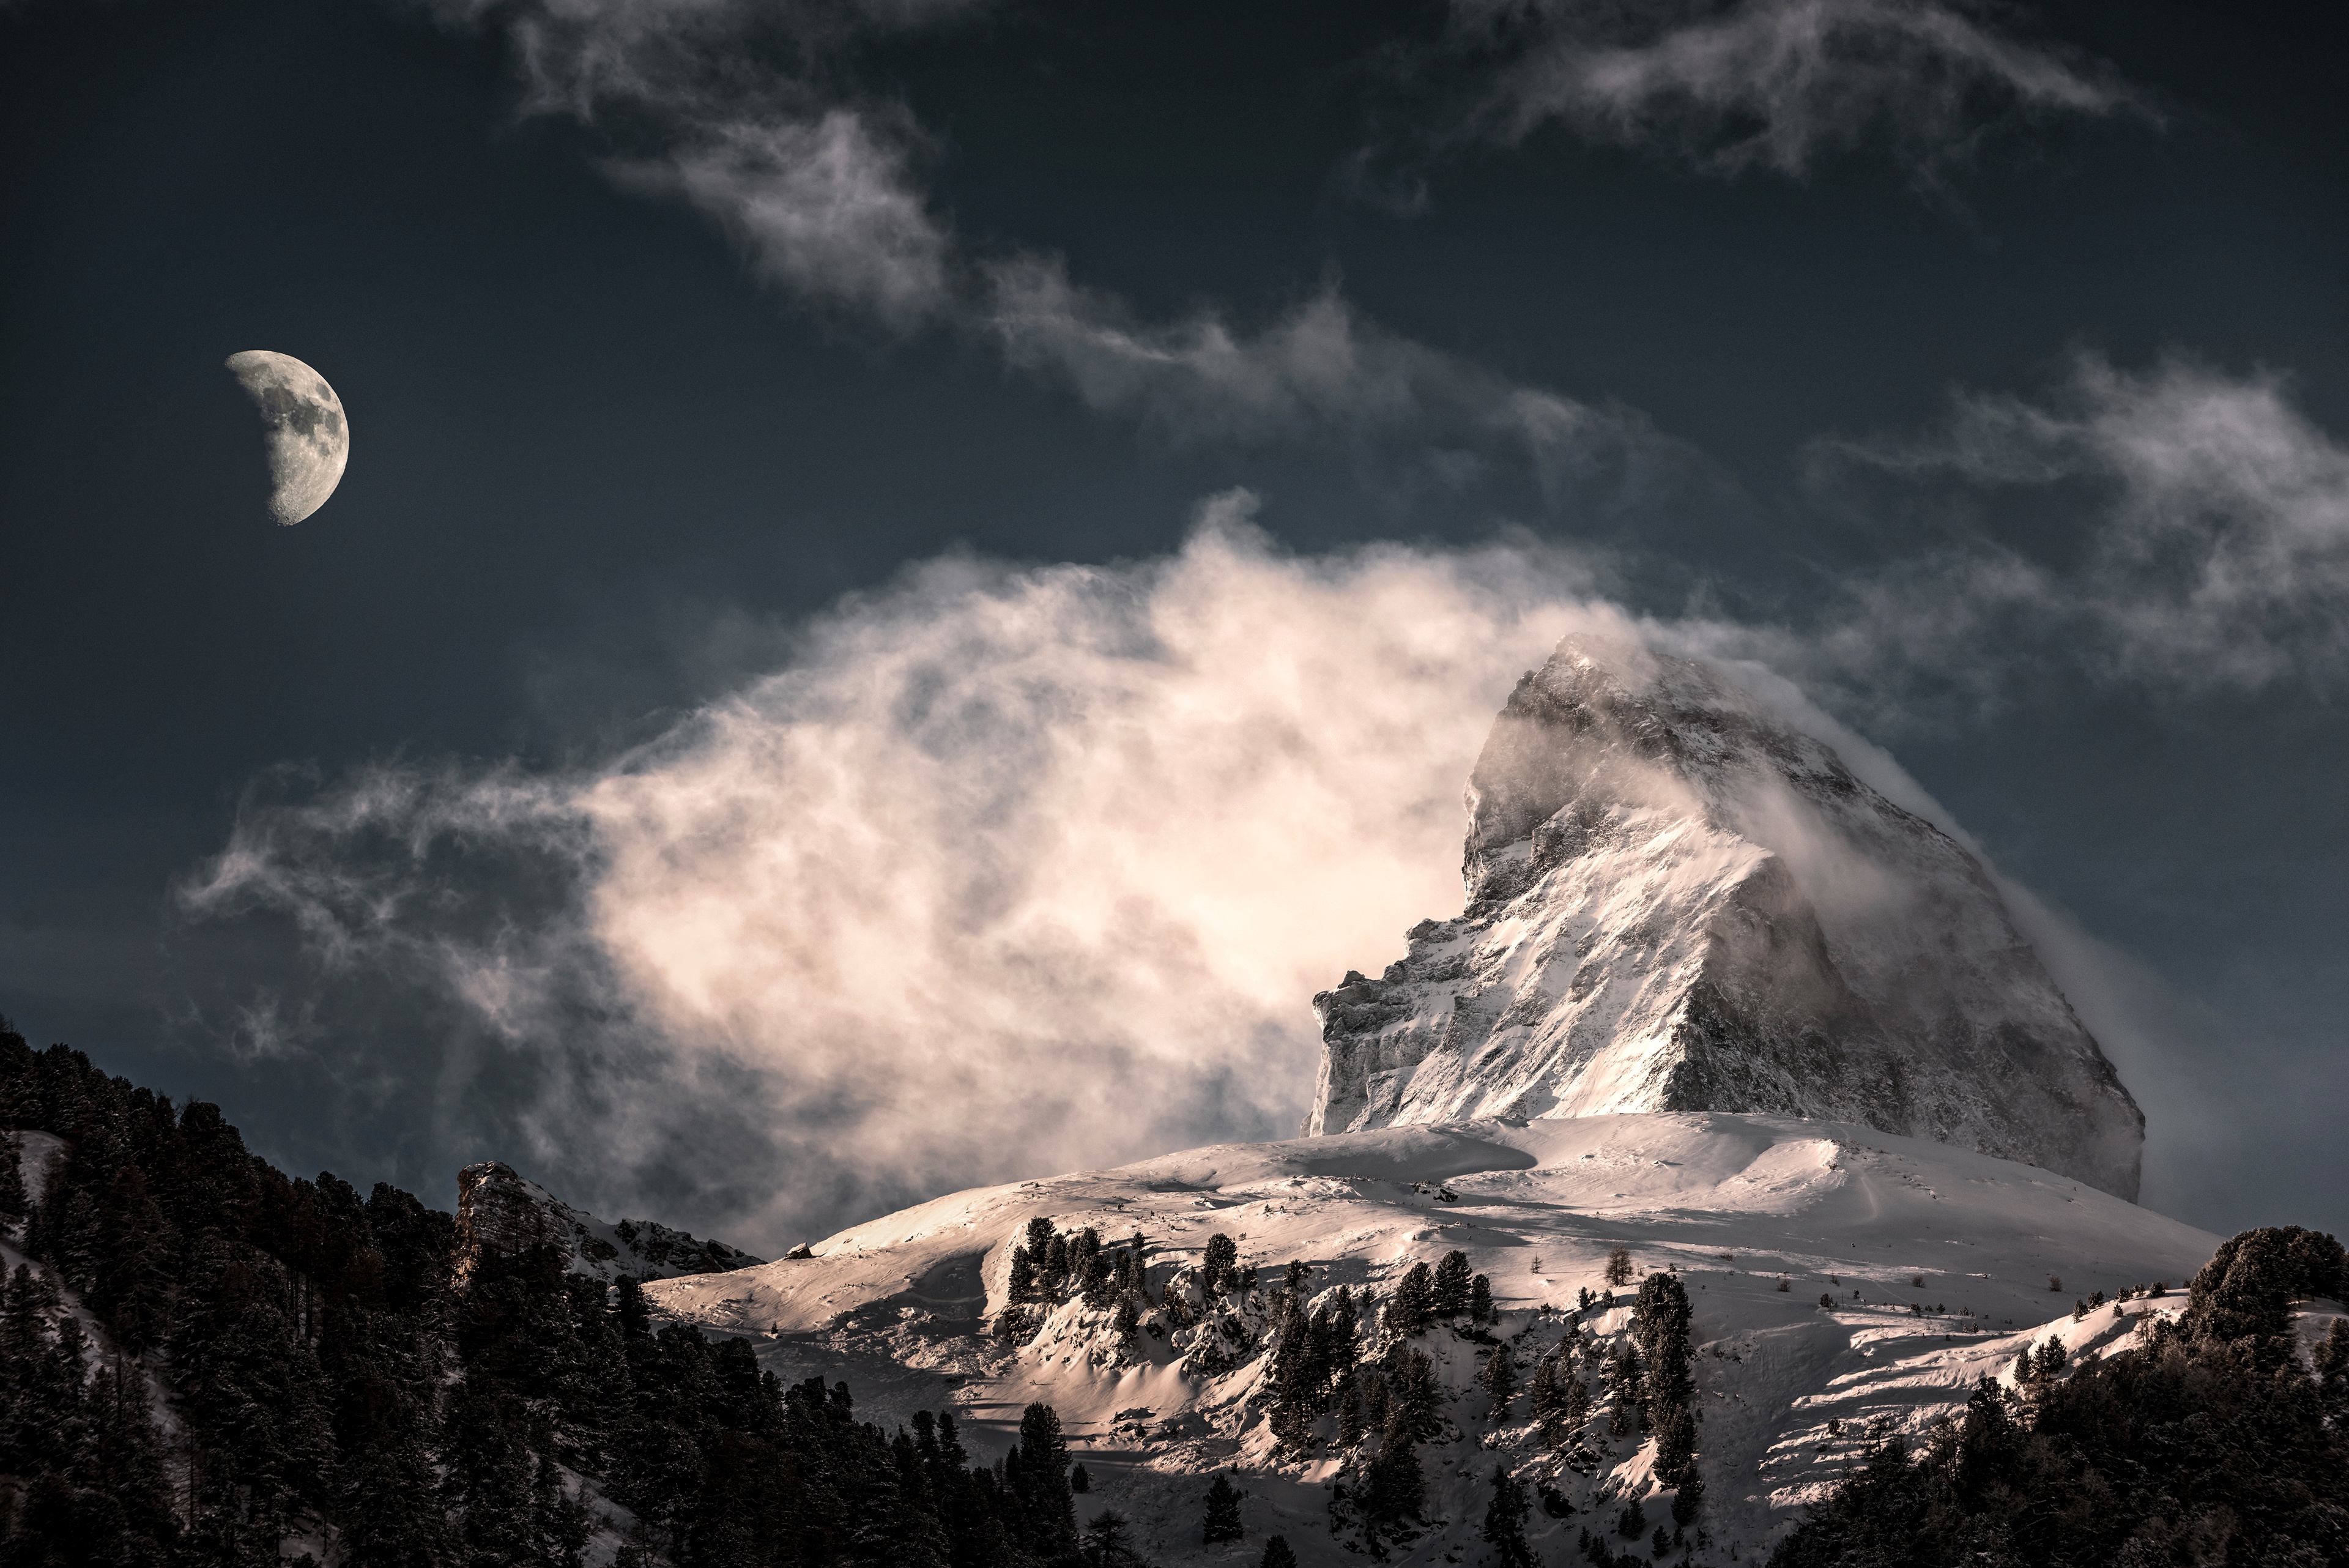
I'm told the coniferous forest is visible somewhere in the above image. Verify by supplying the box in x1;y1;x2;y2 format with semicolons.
0;1022;1099;1567
1769;1227;2349;1567
3;1015;2347;1568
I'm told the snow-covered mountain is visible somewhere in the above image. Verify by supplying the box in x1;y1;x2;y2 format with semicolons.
453;1159;764;1285
625;636;2224;1562
1308;637;2143;1201
647;1112;2236;1565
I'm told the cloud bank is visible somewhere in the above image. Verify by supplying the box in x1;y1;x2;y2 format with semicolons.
182;508;1632;1245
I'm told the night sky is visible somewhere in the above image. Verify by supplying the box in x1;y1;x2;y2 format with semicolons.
4;0;2343;1252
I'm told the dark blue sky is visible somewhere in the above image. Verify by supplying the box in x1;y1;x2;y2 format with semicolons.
4;0;2343;1248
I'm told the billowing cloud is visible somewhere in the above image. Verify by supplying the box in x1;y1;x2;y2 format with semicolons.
180;507;1630;1246
1447;0;2143;179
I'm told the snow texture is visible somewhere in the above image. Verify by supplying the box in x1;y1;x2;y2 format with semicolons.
1307;636;2144;1200
649;1112;2226;1566
452;1160;763;1286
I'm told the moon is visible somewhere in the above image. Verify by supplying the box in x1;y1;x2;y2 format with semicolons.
225;350;348;526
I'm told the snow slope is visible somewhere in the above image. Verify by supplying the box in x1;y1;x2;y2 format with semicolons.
649;1112;2218;1565
1308;638;2143;1200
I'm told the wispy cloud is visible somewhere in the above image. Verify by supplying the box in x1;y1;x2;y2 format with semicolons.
1783;354;2349;707
1445;0;2145;180
426;0;1683;483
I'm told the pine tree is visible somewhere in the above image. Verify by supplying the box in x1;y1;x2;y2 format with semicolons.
534;1447;594;1567
1009;1246;1038;1304
1606;1343;1642;1433
1653;1403;1696;1489
1469;1273;1494;1324
1204;1233;1240;1298
1434;1250;1472;1317
1260;1534;1298;1568
1531;1354;1564;1446
1388;1346;1442;1441
1565;1373;1591;1433
1364;1410;1423;1525
1077;1228;1113;1307
1202;1471;1245;1542
1337;1378;1366;1447
1015;1402;1078;1556
1071;1462;1090;1493
1389;1263;1435;1336
1480;1345;1516;1421
1481;1466;1536;1568
0;1135;25;1225
1327;1287;1360;1383
1671;1473;1705;1527
1084;1509;1149;1568
1633;1271;1695;1415
1605;1247;1633;1287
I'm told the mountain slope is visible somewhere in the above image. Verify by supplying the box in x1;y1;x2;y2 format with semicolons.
649;1111;2219;1564
1308;638;2143;1199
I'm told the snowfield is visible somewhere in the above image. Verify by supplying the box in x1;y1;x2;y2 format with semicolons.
648;1112;2219;1564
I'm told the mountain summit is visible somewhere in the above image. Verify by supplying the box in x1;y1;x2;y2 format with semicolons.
1307;637;2144;1198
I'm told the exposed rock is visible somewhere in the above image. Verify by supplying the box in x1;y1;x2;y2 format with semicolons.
1305;636;2144;1199
452;1160;764;1288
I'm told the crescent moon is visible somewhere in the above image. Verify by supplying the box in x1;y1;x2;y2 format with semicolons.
225;350;348;526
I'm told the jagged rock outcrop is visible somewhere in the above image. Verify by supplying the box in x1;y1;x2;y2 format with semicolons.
453;1160;763;1287
1306;637;2145;1198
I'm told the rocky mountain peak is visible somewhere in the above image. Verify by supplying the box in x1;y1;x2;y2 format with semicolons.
1308;636;2145;1198
453;1159;764;1288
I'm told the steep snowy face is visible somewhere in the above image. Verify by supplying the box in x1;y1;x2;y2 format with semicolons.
452;1161;764;1287
1307;638;2145;1199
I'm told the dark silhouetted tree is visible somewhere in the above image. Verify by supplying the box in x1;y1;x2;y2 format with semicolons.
1202;1471;1245;1542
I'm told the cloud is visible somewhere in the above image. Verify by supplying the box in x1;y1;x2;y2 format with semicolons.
180;507;1632;1247
425;0;1678;481
177;463;2337;1241
623;111;953;326
1785;354;2349;706
1447;0;2145;179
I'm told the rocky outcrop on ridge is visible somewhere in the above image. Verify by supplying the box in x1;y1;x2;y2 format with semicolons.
1306;637;2145;1199
453;1159;763;1287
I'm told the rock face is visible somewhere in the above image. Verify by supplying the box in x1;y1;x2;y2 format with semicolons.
452;1161;763;1288
1305;637;2145;1199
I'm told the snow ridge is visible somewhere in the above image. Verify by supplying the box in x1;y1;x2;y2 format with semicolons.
1307;636;2143;1199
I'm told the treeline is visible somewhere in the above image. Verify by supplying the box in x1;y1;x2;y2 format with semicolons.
1772;1225;2349;1567
0;1023;1108;1568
